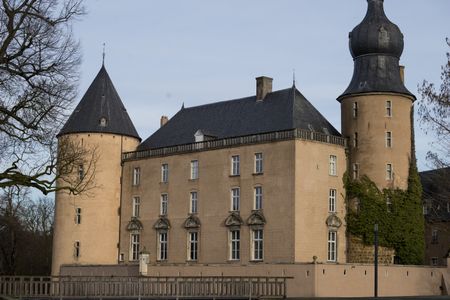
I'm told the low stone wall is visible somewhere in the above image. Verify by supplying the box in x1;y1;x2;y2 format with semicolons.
347;235;395;264
61;261;449;298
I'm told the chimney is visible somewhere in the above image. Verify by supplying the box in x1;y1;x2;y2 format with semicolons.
399;65;405;84
256;76;273;101
160;115;169;127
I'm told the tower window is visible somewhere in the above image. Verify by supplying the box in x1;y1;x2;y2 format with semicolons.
329;189;336;213
327;231;337;262
385;132;392;148
386;101;392;117
74;241;80;259
231;188;240;211
99;117;108;127
254;186;263;210
190;191;198;214
231;155;240;176
160;194;168;215
190;160;199;180
386;163;393;180
132;167;140;186
352;163;359;179
161;164;169;183
431;229;438;244
353;132;358;148
78;164;84;181
329;155;337;176
254;153;263;174
75;208;81;224
352;102;358;118
132;196;140;218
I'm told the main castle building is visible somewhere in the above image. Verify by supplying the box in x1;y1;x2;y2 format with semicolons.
52;0;416;276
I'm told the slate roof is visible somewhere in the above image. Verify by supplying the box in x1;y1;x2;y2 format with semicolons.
138;86;340;150
420;167;450;222
58;65;140;140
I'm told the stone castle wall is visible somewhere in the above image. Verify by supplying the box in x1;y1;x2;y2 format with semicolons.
347;235;395;264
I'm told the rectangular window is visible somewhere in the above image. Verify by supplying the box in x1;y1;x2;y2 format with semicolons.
329;155;337;176
132;196;140;218
327;231;337;262
447;202;450;213
130;233;140;261
352;102;358;118
386;163;393;180
229;230;240;260
252;229;264;261
190;160;199;180
231;188;240;211
160;194;168;215
158;232;168;261
78;164;84;180
431;257;438;266
423;204;428;215
188;231;199;261
386;196;392;212
119;253;124;262
353;132;358;148
386;100;392;117
329;189;336;213
352;163;359;179
431;229;438;244
74;241;80;258
255;153;263;174
133;167;140;186
231;155;240;176
161;164;169;183
254;186;263;210
386;132;392;148
190;191;198;214
75;207;81;224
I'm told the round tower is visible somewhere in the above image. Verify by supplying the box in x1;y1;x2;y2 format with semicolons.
338;0;416;190
52;65;140;275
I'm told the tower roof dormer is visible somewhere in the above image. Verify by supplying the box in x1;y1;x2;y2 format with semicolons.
338;0;415;101
58;65;141;140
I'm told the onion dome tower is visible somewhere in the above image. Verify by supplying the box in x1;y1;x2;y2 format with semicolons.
52;64;140;275
338;0;415;190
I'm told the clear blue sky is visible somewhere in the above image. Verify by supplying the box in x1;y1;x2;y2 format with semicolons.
73;0;449;171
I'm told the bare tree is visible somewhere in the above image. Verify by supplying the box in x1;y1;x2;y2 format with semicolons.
0;0;94;195
418;38;450;169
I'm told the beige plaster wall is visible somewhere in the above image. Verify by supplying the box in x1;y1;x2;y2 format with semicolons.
52;133;139;275
341;93;413;190
120;140;296;265
294;140;346;263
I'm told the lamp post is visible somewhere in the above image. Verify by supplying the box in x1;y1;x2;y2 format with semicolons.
374;223;379;298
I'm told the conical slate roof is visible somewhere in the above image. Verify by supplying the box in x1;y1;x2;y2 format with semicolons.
58;65;140;140
138;86;340;150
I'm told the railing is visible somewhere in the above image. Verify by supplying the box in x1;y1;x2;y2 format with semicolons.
123;128;346;161
0;276;291;299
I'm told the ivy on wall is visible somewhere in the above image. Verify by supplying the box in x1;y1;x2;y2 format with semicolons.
345;162;425;265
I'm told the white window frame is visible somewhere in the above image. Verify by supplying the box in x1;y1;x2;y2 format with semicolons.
231;155;240;176
431;257;438;266
352;163;359;180
229;229;240;260
160;194;168;215
329;155;337;176
254;153;263;174
352;102;358;118
157;231;168;261
329;189;336;213
251;229;264;261
386;163;393;180
327;231;337;262
133;167;140;186
190;191;198;214
231;188;240;211
161;164;169;183
190;160;199;180
431;229;438;244
386;100;392;117
187;231;199;261
386;132;392;148
75;207;81;224
254;186;263;210
74;240;80;259
130;233;140;261
132;196;140;218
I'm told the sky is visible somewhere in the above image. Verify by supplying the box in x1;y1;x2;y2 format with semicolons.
72;0;450;171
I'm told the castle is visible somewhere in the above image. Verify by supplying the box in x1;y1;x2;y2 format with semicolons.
50;1;450;297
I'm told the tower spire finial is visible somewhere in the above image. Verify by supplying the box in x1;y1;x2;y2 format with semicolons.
102;42;106;66
292;68;296;87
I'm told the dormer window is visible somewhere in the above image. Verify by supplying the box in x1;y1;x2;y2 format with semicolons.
194;129;216;142
99;117;108;127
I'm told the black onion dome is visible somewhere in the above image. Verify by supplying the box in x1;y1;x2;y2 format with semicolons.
338;0;415;101
58;65;141;140
350;0;404;59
